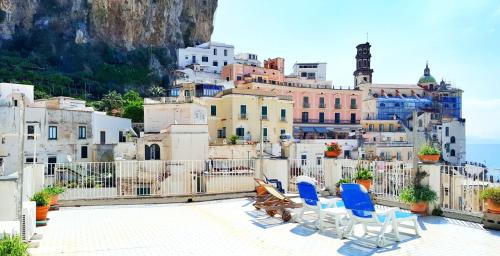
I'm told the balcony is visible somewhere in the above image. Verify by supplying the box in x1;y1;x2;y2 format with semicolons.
293;118;360;124
334;104;341;109
239;113;248;120
261;115;268;120
280;117;287;122
319;103;326;108
303;102;310;108
350;104;358;109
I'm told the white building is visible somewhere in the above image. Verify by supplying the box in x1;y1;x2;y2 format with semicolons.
292;62;328;81
0;84;136;175
234;53;261;67
177;42;235;74
431;118;466;165
288;139;360;166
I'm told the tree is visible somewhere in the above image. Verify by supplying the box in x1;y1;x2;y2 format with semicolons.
147;85;166;97
123;104;144;122
123;90;142;104
100;90;124;115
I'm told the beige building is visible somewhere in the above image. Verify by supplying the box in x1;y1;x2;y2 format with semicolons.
200;88;293;146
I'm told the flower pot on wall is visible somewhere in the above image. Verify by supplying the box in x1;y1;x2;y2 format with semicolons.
419;154;440;164
410;202;428;215
36;205;50;221
325;151;340;158
485;199;500;214
356;180;372;191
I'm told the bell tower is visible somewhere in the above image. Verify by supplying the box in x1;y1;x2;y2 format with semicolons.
353;42;374;88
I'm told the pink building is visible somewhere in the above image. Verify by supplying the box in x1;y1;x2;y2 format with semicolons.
221;58;285;85
238;82;362;139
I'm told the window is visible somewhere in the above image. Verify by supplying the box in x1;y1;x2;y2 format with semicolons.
236;76;242;81
334;113;340;124
212;61;218;67
301;112;309;123
301;72;307;77
379;124;384;131
236;127;245;137
350;98;357;109
389;124;394;132
47;157;57;175
137;185;151;196
191;55;196;63
27;125;35;140
303;96;309;108
450;149;456;157
368;124;374;131
262;127;268;140
450;136;456;144
210;105;217;116
78;126;86;139
280;129;286;135
301;155;307;165
223;61;227;66
445;127;449;137
100;131;106;144
335;98;341;108
119;131;126;142
14;100;18;107
217;127;226;138
261;106;268;119
145;144;161;160
280;109;286;121
240;105;247;119
202;56;208;62
213;48;217;55
319;97;325;108
319;112;325;123
81;146;88;159
316;157;322;166
25;157;37;163
350;113;356;124
224;49;227;56
48;126;57;140
418;119;423;128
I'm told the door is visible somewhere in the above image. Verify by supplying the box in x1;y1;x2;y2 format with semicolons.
100;131;106;144
350;113;356;124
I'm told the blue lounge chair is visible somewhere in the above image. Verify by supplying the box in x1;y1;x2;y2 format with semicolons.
341;183;420;247
296;176;347;236
264;175;285;193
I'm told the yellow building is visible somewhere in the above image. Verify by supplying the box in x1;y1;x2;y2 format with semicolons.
201;88;293;145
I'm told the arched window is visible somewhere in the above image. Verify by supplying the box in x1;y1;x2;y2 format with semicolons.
450;149;456;157
145;144;161;160
450;136;456;144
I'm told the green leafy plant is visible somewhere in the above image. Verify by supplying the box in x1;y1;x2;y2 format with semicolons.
399;186;437;204
418;144;441;156
354;168;373;181
480;187;500;203
431;207;443;216
336;177;351;187
325;142;342;154
44;186;65;196
31;191;51;207
0;234;29;256
227;135;239;145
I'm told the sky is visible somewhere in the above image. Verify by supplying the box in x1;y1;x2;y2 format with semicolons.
211;0;500;144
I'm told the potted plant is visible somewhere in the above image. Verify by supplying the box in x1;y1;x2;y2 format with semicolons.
0;234;29;256
31;191;51;221
336;177;351;197
400;185;437;214
227;134;239;145
480;187;500;214
418;144;441;163
44;186;65;206
354;168;374;190
324;142;342;158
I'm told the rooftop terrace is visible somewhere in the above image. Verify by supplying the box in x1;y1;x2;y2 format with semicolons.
29;198;500;256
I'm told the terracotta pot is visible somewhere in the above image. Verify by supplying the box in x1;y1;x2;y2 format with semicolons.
410;202;428;215
419;154;440;164
50;195;59;206
356;180;372;190
36;205;50;221
324;151;340;158
485;199;500;214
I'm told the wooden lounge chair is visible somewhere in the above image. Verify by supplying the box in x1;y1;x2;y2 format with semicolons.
253;184;302;222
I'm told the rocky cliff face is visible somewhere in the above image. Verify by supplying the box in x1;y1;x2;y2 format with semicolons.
0;0;217;50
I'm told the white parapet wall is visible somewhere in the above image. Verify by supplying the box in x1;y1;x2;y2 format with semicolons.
0;176;18;221
261;158;289;193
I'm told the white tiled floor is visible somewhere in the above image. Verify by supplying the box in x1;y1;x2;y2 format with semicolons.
29;198;500;256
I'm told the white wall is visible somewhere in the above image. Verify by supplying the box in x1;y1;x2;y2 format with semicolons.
440;119;466;165
177;42;235;74
165;125;209;161
92;112;132;145
144;103;207;133
0;83;34;106
293;139;359;163
292;63;327;81
0;176;17;221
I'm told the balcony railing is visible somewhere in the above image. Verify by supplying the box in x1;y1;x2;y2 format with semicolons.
280;117;287;122
350;104;358;109
335;104;341;109
303;102;310;108
239;113;248;119
319;103;326;108
293;118;360;124
261;115;268;120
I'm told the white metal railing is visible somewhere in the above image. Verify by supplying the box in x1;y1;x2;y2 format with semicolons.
288;159;325;192
45;159;256;200
440;165;500;216
338;159;414;202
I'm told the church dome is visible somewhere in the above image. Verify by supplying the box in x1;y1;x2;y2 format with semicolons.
418;75;436;84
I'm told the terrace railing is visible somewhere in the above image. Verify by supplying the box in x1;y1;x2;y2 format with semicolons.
45;159;256;201
288;158;325;192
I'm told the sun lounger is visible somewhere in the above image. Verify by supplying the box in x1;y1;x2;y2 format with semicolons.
253;184;302;222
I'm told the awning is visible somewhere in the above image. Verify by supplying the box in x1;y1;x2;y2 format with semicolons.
301;127;315;133
314;127;327;133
